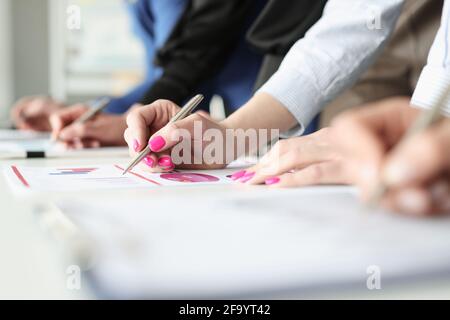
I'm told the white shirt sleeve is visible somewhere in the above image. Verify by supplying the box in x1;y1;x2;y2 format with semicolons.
411;0;450;117
258;0;404;136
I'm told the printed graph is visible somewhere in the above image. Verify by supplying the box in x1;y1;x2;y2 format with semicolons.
49;168;98;176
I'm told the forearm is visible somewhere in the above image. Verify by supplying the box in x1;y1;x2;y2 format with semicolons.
222;93;297;132
221;93;297;159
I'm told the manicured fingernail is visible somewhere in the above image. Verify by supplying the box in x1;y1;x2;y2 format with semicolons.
163;165;175;172
158;156;173;168
384;161;414;186
396;190;428;216
133;139;140;152
143;156;155;168
265;177;280;185
149;136;166;152
239;172;255;183
231;170;246;180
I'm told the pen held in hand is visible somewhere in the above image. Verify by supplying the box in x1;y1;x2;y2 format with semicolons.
366;86;450;209
73;97;111;125
122;94;204;176
51;97;111;143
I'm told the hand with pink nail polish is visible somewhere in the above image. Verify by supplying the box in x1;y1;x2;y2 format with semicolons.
124;99;230;171
124;100;180;169
243;127;352;188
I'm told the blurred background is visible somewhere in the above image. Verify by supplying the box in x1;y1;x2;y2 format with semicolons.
0;0;145;128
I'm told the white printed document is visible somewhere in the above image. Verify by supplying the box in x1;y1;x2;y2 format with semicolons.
0;139;129;159
4;164;236;193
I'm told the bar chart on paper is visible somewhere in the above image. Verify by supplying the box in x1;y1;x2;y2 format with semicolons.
48;168;99;175
3;164;235;193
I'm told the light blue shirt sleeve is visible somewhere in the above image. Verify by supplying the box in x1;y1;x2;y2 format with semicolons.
411;0;450;116
258;0;404;136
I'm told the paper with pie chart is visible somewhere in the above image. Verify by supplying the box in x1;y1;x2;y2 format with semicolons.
3;164;239;192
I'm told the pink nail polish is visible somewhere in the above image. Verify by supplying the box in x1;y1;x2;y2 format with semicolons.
239;172;255;183
265;177;280;185
149;136;166;152
231;170;246;180
133;139;140;152
158;156;173;168
143;156;155;168
163;165;176;172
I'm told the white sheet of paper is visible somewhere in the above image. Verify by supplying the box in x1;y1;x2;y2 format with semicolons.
0;139;51;158
56;188;450;298
0;129;50;141
4;164;236;193
0;138;129;159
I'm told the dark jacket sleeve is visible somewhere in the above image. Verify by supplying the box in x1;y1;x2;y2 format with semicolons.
139;0;254;105
246;0;327;89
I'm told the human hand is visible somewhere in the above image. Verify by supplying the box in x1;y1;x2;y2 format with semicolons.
237;97;450;215
11;96;64;131
234;128;357;185
49;104;128;148
332;97;450;216
124;99;230;172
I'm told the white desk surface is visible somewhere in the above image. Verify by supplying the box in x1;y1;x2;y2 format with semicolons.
1;156;450;300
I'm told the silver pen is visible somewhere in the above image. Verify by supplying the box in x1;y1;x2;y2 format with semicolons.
74;97;111;125
122;94;204;176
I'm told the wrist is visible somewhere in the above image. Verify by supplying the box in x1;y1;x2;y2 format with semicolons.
220;117;239;131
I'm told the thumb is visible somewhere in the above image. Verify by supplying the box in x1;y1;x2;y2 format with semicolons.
384;119;450;187
147;113;204;153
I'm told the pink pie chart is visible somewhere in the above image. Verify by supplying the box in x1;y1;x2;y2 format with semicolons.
160;173;220;183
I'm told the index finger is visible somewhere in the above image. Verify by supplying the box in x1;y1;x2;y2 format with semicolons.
125;99;181;151
125;105;156;152
383;118;450;187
